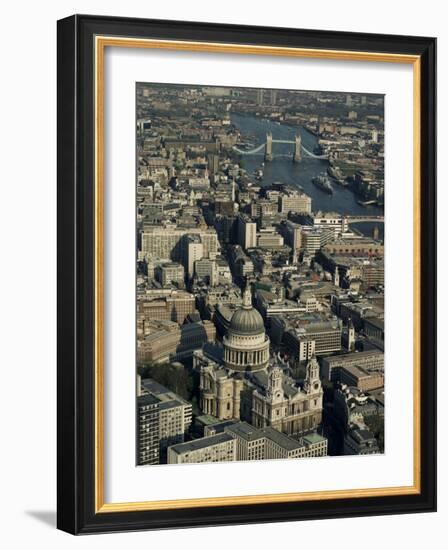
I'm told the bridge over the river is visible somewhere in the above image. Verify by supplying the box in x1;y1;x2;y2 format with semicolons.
344;215;384;223
233;132;328;161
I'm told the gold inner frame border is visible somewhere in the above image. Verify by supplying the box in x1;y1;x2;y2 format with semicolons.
94;35;421;513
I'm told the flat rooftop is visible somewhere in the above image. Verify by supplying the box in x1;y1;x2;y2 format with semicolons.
169;433;234;454
302;432;327;446
226;422;266;442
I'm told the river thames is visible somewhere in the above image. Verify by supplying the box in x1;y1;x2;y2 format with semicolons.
231;113;384;239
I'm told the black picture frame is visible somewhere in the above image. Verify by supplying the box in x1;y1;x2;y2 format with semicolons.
57;14;436;534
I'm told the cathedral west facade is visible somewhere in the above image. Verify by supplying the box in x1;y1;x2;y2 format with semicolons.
194;283;323;437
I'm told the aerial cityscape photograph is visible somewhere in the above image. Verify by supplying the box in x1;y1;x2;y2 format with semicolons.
135;83;385;467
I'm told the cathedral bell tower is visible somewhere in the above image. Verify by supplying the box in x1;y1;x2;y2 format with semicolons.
266;363;283;403
304;355;321;394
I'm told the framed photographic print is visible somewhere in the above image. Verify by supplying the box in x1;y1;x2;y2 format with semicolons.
57;14;436;534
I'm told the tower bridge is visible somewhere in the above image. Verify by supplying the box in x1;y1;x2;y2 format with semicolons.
233;132;328;161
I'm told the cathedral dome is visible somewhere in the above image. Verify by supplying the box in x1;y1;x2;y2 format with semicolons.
223;282;270;373
229;306;265;336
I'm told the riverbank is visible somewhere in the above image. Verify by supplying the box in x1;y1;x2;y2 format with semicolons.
231;112;384;240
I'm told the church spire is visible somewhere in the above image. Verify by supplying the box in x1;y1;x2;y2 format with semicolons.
242;279;252;309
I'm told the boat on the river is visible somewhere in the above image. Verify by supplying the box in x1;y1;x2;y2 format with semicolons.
327;165;346;185
357;199;377;206
312;174;333;194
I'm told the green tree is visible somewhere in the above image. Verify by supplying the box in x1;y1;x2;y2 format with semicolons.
138;362;195;402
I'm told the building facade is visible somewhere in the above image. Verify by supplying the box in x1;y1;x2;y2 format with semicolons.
138;290;196;325
141;225;219;262
283;319;342;358
137;320;216;364
278;191;312;214
237;214;257;250
203;421;328;461
251;358;323;436
155;262;185;287
320;349;384;382
136;394;160;465
140;378;192;461
167;433;237;464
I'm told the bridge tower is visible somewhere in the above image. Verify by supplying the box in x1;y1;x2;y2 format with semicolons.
293;134;302;162
265;132;273;162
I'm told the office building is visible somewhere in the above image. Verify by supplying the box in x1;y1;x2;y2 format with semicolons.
339;365;384;392
136;394;160;465
185;234;204;278
344;427;380;455
281;317;342;358
300;211;348;236
137;320;216;364
256;229;284;248
217;422;328;461
167;433;237;464
194;257;219;286
278;190;312;214
281;220;302;252
138;290;196;324
141;225;219;262
301;226;334;255
321;349;384;382
155;262;185;287
237;214;257;250
141;379;192;460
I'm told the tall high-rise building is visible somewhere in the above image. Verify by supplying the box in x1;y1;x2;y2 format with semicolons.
237;215;257;250
136;394;160;465
185;235;204;278
140;378;193;462
282;220;302;252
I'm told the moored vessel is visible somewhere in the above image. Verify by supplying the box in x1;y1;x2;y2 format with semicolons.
312;173;333;194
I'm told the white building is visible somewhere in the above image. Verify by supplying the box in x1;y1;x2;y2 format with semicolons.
167;433;236;464
237;215;257;250
185;235;203;278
